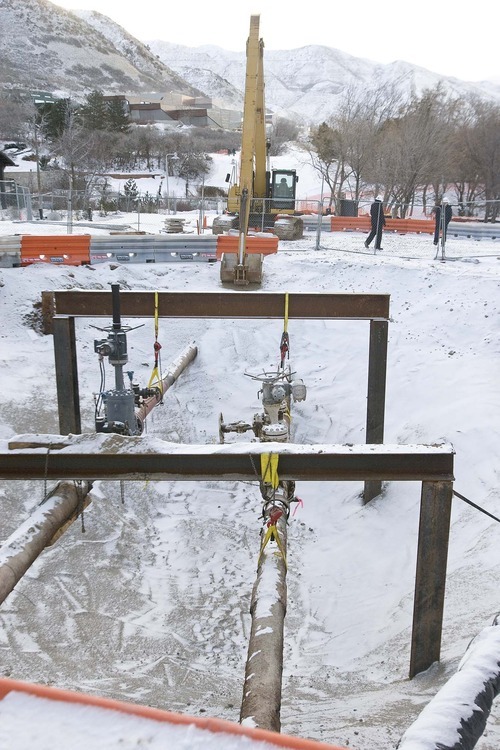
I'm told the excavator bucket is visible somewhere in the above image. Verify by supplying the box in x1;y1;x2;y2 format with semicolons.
245;253;263;283
220;253;263;285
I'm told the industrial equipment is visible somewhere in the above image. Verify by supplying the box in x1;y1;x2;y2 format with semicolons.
219;363;306;510
93;284;158;435
216;15;304;285
219;368;306;445
92;284;198;436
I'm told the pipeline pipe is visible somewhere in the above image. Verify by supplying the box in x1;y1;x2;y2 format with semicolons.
398;618;500;750
135;342;198;430
240;505;288;732
0;481;92;605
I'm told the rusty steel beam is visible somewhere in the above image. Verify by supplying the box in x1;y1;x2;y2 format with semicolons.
51;291;390;320
410;480;453;678
0;444;454;482
53;316;81;435
364;319;389;502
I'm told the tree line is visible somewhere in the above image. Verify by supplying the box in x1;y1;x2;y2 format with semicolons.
305;83;500;221
0;89;298;200
1;84;498;220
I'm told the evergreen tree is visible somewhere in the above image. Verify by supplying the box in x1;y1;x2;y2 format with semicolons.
123;178;139;210
79;90;108;131
106;99;130;133
36;98;73;141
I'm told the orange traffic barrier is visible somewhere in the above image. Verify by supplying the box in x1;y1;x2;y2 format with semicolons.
20;235;91;266
330;216;435;234
0;678;348;749
216;234;279;260
330;216;370;232
386;218;434;234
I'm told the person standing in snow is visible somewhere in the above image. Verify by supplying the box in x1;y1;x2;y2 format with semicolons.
365;196;386;250
432;197;453;246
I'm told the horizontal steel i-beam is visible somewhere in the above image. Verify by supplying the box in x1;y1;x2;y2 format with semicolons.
0;442;454;482
51;291;390;320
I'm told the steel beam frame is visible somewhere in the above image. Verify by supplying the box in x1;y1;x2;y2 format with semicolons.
48;291;389;501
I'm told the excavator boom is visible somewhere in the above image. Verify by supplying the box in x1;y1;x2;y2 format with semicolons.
219;15;303;286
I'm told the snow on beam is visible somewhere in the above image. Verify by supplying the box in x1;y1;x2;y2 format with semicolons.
1;437;455;482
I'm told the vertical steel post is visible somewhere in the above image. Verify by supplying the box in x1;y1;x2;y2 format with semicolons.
315;181;324;251
53;315;81;435
410;480;453;678
364;318;388;502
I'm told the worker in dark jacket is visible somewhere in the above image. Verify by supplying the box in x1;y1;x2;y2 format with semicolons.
365;196;386;250
433;197;453;245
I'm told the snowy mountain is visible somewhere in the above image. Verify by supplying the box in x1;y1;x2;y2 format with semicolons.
2;0;500;123
0;0;202;98
147;39;500;122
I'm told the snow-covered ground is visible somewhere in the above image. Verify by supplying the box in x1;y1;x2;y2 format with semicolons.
0;213;499;749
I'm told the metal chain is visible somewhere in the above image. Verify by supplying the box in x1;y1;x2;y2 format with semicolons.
43;444;51;501
74;480;86;533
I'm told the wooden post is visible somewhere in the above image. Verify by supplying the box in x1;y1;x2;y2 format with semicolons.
53;315;81;435
410;480;453;678
41;291;55;334
364;318;388;502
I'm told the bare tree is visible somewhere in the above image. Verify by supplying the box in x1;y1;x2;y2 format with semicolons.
0;95;32;143
268;117;300;156
304;122;343;210
304;83;403;211
50;109;96;192
372;85;457;216
457;97;500;221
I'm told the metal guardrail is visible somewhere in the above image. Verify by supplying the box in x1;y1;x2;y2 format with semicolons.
0;233;218;267
447;222;500;240
89;234;217;264
0;236;22;267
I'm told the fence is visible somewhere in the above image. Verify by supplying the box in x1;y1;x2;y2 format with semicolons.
0;181;32;220
335;197;500;222
26;189;226;234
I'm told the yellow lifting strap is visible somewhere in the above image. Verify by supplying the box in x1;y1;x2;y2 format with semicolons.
258;522;287;570
148;292;163;391
153;290;160;339
280;293;290;368
148;367;162;391
283;292;289;333
261;453;279;489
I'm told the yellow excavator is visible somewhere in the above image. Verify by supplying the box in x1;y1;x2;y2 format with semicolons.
216;15;303;286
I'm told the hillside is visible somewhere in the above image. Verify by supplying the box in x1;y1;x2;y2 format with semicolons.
2;0;500;122
0;0;201;98
146;39;500;122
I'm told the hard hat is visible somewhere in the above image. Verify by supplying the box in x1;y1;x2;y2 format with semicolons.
375;195;383;201
442;196;449;203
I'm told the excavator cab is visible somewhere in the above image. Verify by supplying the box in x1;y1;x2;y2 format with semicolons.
269;169;297;213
